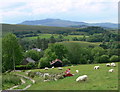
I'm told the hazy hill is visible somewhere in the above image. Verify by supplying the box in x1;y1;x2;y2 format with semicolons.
19;18;117;29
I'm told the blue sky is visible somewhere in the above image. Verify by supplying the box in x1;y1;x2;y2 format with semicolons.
0;0;118;24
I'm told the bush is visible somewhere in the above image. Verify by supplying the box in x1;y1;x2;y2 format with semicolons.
15;63;36;70
2;74;21;89
110;55;119;62
99;55;109;63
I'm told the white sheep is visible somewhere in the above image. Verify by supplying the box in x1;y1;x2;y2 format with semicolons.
108;69;114;72
76;70;79;73
44;67;49;70
71;65;73;67
94;66;100;69
111;63;116;67
58;67;63;70
106;63;111;67
76;75;88;82
52;66;54;69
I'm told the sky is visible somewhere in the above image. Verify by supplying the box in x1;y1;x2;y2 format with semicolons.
0;0;119;24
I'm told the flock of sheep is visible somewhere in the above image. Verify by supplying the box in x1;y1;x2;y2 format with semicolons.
76;62;116;82
44;62;116;82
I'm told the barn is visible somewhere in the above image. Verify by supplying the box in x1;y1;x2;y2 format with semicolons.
50;59;62;67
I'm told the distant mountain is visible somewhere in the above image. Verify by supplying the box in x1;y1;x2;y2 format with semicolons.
89;23;118;29
19;18;117;29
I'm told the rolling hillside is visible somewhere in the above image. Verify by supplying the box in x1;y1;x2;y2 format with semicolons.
2;24;77;34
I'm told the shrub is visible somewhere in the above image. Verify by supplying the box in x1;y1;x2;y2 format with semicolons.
2;73;21;89
110;55;119;62
99;55;109;63
15;63;36;70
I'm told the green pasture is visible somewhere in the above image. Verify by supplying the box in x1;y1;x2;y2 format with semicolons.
25;63;118;90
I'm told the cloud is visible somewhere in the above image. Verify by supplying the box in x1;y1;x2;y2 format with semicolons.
0;0;119;23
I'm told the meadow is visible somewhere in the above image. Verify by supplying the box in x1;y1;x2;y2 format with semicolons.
24;34;89;41
58;41;101;47
8;62;118;90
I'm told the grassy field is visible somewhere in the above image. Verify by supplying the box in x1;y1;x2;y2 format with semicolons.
58;41;101;47
14;63;118;90
24;34;89;41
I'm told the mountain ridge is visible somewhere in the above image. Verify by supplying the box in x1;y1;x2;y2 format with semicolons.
19;18;117;29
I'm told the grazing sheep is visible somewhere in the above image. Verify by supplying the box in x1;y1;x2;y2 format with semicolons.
108;69;114;72
76;70;79;73
71;65;73;67
52;66;54;69
76;75;88;82
111;63;116;67
44;67;49;70
94;66;100;69
58;67;63;70
106;63;111;67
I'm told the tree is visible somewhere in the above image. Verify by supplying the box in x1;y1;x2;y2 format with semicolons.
24;50;43;61
109;55;119;62
2;33;23;72
39;57;50;68
49;35;56;43
99;55;109;63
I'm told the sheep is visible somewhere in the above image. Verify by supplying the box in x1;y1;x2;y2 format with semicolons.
106;63;111;67
76;70;79;73
76;75;88;82
94;66;100;69
71;65;73;67
108;69;114;72
52;66;54;69
111;63;116;67
58;67;63;70
44;67;49;70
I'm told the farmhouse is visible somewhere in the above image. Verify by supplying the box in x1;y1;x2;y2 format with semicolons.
32;48;41;52
22;57;36;65
50;59;62;67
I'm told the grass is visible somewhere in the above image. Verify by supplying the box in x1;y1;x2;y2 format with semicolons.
24;62;118;90
24;34;89;41
58;41;101;48
2;73;21;90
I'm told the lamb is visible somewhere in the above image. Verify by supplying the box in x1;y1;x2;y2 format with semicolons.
76;75;88;82
111;63;116;67
58;67;63;70
94;66;100;69
44;67;49;70
106;63;111;67
108;69;114;72
76;70;79;73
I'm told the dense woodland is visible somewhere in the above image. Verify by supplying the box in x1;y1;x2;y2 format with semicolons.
2;24;120;72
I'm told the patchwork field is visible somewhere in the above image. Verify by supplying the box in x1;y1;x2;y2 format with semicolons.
9;63;119;90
